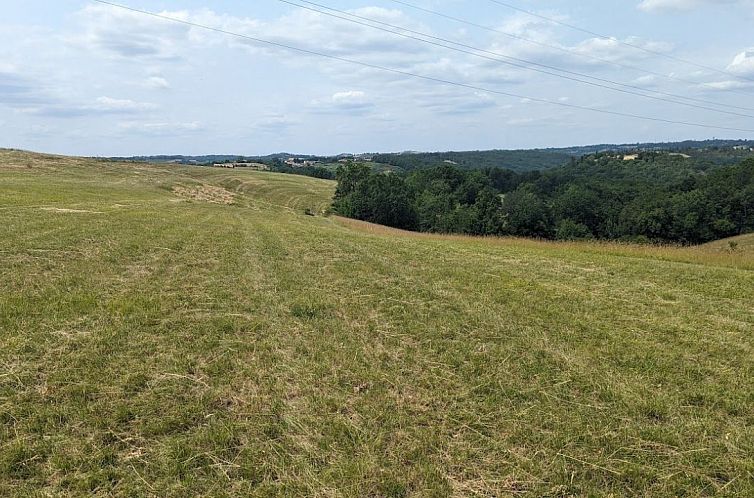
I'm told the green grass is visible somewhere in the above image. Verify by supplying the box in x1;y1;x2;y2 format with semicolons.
700;233;754;255
1;149;753;496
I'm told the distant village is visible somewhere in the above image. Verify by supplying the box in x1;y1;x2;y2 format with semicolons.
212;161;270;170
210;153;374;169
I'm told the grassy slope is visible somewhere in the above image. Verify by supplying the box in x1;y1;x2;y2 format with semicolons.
701;233;754;255
1;150;752;497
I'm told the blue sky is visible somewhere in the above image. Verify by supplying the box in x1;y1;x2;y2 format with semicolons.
1;0;753;155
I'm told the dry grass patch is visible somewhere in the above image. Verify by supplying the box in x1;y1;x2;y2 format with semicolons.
334;216;754;270
172;185;236;205
40;207;103;214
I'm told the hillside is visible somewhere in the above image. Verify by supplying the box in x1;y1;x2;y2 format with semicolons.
700;233;754;254
109;139;754;174
331;154;754;243
1;150;753;496
543;138;754;156
369;150;574;173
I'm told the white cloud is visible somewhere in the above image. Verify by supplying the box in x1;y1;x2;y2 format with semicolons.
638;0;750;12
496;11;565;39
118;121;202;135
64;2;676;115
414;89;498;115
72;5;192;60
703;49;754;91
702;80;754;90
26;96;158;118
571;36;673;63
332;90;367;102
484;14;672;71
0;69;157;117
310;90;375;114
93;96;157;112
0;69;44;106
631;75;659;87
72;4;430;69
727;48;754;76
250;114;300;134
639;0;702;11
145;76;171;90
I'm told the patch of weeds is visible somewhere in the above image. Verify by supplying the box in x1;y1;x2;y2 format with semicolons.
80;468;121;494
26;409;69;434
0;442;43;479
67;383;99;405
377;479;409;498
290;300;331;320
123;372;150;395
140;400;207;437
114;405;137;426
108;295;160;320
204;354;235;377
262;417;286;441
210;316;237;335
683;393;709;408
642;405;669;423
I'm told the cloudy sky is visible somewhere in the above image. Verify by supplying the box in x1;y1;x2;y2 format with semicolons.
1;0;753;156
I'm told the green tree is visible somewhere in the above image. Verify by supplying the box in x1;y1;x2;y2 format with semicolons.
555;219;593;240
502;186;551;238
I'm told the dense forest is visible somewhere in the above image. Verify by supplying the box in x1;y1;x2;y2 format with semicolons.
332;153;754;244
371;150;573;173
108;139;753;167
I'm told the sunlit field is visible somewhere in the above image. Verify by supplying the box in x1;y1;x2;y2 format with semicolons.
1;150;752;496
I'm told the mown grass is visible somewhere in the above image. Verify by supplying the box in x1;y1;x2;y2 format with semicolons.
1;149;752;496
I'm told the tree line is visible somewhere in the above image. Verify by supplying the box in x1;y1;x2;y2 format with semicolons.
260;158;336;180
371;149;571;173
332;154;754;244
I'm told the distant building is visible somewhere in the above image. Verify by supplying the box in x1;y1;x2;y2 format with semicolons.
236;162;270;170
212;162;270;170
284;158;319;167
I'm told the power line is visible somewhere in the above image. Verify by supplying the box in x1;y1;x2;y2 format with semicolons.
278;0;754;119
485;0;754;84
91;0;754;134
387;0;754;98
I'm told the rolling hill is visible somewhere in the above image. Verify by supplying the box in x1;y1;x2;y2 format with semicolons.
110;139;754;174
1;150;752;496
701;233;754;254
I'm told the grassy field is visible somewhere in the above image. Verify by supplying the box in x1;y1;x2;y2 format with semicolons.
1;149;753;497
701;233;754;255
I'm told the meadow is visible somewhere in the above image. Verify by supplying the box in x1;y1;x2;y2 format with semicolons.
0;150;752;496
